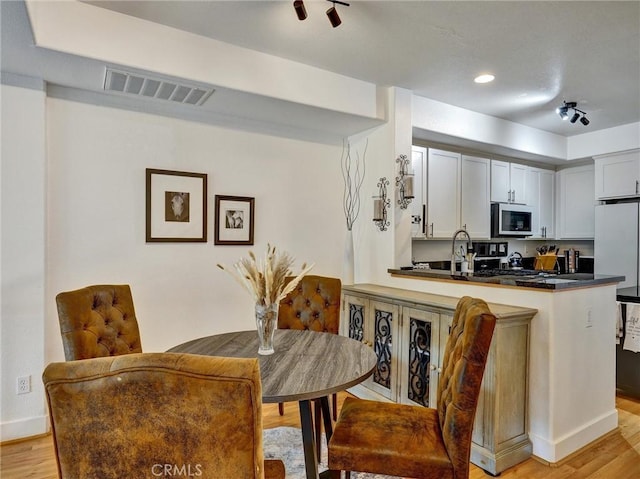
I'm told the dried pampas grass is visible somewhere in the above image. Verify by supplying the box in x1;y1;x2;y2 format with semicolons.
217;244;314;307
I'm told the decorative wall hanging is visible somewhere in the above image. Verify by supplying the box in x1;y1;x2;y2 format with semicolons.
145;168;207;242
373;177;390;231
395;154;414;209
214;195;255;245
341;138;367;284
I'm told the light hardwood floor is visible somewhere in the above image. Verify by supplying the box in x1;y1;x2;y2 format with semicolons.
2;393;639;479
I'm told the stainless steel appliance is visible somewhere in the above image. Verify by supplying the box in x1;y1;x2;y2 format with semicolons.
594;201;640;289
617;288;640;399
595;201;640;400
491;203;533;237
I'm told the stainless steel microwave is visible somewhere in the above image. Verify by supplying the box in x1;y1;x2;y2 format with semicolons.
491;203;533;237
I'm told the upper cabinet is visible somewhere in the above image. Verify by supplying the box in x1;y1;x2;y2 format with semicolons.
525;167;555;239
594;150;640;200
461;155;491;239
556;164;595;239
411;147;491;239
426;149;461;238
491;160;527;204
410;146;427;238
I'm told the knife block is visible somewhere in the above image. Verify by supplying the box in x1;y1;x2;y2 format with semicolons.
535;254;558;271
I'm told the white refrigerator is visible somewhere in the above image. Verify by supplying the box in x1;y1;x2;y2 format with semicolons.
594;202;640;289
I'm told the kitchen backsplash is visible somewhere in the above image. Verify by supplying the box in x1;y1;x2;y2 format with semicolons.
412;238;595;264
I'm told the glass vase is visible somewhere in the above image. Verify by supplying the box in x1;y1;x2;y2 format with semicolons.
255;303;278;355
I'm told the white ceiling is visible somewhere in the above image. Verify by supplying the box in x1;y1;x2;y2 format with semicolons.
2;1;639;145
84;0;640;137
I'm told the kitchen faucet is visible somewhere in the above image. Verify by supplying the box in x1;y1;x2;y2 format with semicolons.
451;228;472;274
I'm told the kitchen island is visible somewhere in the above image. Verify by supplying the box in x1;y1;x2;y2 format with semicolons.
388;267;622;290
376;268;623;467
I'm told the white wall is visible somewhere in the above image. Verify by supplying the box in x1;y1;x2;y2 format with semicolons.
1;87;354;440
44;97;348;361
1;83;48;441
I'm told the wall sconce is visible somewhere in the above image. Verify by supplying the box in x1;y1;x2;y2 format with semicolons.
373;177;390;231
395;154;414;209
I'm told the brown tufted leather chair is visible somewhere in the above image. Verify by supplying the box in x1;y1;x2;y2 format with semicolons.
327;296;496;479
56;284;142;361
43;353;285;479
277;275;342;453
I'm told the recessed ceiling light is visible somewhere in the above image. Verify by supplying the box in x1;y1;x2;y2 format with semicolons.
474;74;495;84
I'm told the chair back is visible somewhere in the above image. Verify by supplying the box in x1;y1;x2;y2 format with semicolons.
43;353;269;479
278;275;341;333
56;284;142;360
437;296;496;479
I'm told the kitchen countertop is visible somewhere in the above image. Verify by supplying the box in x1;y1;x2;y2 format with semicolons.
387;268;624;290
617;286;640;302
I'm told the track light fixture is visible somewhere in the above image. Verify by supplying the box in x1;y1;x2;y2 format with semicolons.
294;1;349;27
556;101;590;126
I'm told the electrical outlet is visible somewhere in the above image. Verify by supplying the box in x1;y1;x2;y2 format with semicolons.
586;308;593;328
17;375;31;395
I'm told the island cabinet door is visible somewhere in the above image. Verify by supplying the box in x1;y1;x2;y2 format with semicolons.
342;294;367;343
398;307;442;408
365;300;400;401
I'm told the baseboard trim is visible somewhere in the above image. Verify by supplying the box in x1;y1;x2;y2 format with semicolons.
530;408;618;464
532;426;620;468
0;415;49;443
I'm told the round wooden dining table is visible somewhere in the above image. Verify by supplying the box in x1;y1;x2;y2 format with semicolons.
168;329;376;479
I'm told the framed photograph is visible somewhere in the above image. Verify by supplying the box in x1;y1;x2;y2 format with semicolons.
214;195;255;245
146;168;207;242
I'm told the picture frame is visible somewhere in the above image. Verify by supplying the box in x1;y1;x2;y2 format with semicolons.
214;195;255;245
145;168;207;242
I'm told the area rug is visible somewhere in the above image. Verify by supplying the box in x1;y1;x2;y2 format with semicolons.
263;427;403;479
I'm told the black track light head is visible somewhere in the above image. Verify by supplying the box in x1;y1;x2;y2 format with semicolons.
557;105;569;120
325;0;349;28
326;5;341;27
580;116;590;126
570;112;580;123
294;0;307;21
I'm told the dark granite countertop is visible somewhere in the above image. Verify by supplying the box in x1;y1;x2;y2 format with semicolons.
387;268;624;290
617;286;640;303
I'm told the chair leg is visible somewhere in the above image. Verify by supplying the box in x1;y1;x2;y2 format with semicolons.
332;392;338;421
314;399;322;458
278;402;284;416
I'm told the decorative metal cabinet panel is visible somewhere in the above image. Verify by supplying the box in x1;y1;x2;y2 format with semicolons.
341;295;400;401
343;294;367;343
398;307;441;408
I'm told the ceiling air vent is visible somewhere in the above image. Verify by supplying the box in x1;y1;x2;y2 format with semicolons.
103;69;214;106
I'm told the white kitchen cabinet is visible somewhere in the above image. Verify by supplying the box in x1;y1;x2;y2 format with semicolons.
525;166;555;238
413;147;490;239
341;284;534;475
461;155;491;239
410;146;427;238
491;160;526;204
427;148;460;238
556;164;595;239
594;149;640;199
